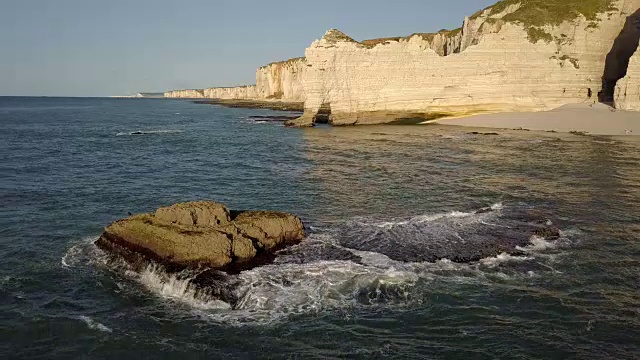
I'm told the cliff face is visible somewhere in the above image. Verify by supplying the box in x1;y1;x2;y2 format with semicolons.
256;58;306;101
290;0;640;126
164;58;306;101
204;85;259;99
164;87;258;99
164;89;205;98
615;44;640;110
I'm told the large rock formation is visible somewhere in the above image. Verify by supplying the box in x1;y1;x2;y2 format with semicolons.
615;44;640;110
287;0;640;126
95;201;305;272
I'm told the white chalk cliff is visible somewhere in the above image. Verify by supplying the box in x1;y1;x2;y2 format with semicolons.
163;0;640;126
204;85;259;100
164;58;306;102
256;58;306;101
288;0;640;126
615;44;640;110
164;89;207;99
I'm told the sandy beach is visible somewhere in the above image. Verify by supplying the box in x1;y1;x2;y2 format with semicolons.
431;103;639;136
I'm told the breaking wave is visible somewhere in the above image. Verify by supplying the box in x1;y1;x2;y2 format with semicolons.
78;316;112;333
116;130;183;136
135;264;232;310
363;203;502;229
61;236;102;268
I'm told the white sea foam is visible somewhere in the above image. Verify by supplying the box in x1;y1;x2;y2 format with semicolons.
227;259;420;323
217;247;543;324
367;203;502;229
516;236;557;252
78;316;112;333
479;252;533;268
116;129;183;136
61;237;100;268
136;265;231;310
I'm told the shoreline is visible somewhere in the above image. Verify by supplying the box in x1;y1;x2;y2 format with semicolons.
427;103;640;136
178;98;637;136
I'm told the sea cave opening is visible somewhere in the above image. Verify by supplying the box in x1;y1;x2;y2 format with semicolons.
599;9;640;104
313;102;332;124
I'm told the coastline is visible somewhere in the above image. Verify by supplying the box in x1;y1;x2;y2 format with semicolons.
428;103;640;136
186;98;638;136
160;1;640;128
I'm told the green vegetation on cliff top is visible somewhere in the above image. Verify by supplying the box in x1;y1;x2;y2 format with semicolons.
360;28;463;48
259;57;306;70
330;0;618;47
472;0;617;26
473;0;617;43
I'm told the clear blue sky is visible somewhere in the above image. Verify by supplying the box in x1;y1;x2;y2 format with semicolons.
0;0;496;96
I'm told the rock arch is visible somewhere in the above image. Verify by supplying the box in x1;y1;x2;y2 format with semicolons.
600;9;640;103
313;102;332;124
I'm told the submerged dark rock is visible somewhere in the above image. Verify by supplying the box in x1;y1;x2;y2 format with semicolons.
329;205;564;265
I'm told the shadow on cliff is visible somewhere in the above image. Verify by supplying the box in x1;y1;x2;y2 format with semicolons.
599;9;640;103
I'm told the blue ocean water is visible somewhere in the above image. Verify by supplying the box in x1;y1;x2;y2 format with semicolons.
1;97;639;358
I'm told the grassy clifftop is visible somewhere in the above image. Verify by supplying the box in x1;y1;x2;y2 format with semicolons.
474;0;617;25
259;57;306;70
361;29;463;48
473;0;618;43
330;1;619;49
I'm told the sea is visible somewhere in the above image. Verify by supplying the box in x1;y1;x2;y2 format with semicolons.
1;97;639;359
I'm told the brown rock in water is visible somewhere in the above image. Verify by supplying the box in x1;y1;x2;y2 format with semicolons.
95;201;305;272
233;211;305;249
534;227;561;240
155;201;230;227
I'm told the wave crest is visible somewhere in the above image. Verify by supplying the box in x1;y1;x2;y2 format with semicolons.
78;316;112;333
116;130;183;136
136;264;232;310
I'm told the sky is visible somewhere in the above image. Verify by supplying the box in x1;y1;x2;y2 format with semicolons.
0;0;497;97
